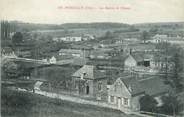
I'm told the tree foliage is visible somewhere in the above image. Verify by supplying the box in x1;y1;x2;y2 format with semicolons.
139;95;158;112
140;31;150;43
12;32;23;44
159;95;182;116
2;61;18;79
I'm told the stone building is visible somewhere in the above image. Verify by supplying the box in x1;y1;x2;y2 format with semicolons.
72;65;108;101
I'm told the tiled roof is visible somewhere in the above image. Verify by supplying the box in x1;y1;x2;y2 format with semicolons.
72;65;106;79
120;77;144;96
126;53;154;62
118;75;171;97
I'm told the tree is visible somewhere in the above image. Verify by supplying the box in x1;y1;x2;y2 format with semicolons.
12;32;23;45
99;31;115;40
156;43;184;91
160;95;182;116
149;27;158;34
140;31;150;43
139;95;158;112
171;52;183;92
2;61;18;79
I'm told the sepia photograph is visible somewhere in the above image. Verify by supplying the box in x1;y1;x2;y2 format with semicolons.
1;0;184;117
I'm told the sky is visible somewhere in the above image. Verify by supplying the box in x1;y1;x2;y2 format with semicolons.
0;0;184;24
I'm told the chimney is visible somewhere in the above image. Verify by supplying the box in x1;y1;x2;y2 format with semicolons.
129;49;132;55
80;72;86;80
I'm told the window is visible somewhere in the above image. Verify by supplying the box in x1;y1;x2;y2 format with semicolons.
110;96;114;103
114;84;117;92
123;97;129;106
98;82;102;91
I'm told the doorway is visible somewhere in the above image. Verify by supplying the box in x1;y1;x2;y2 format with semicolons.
118;97;121;109
86;85;89;94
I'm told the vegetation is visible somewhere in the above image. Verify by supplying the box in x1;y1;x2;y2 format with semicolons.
1;88;138;117
139;95;157;112
2;61;19;79
139;95;183;116
159;95;182;116
156;42;184;92
12;32;23;45
140;31;150;43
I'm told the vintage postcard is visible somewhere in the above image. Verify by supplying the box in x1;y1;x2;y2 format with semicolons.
1;0;184;117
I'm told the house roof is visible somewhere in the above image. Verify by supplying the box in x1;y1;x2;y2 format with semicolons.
126;53;154;62
72;65;106;79
139;77;171;96
117;74;172;97
129;54;144;62
59;49;83;54
120;77;144;96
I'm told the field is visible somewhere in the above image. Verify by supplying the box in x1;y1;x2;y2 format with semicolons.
1;88;140;117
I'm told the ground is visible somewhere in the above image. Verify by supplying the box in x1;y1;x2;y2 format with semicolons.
1;88;140;117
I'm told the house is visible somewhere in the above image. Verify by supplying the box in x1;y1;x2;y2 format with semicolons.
59;49;88;58
108;76;144;113
124;52;175;74
124;53;149;68
151;34;168;43
82;34;95;41
124;53;160;68
34;81;43;91
1;47;17;58
108;75;172;113
72;65;107;100
115;38;141;44
49;56;56;64
60;36;82;42
148;34;184;46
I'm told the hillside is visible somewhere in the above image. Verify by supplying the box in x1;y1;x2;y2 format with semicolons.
9;21;130;32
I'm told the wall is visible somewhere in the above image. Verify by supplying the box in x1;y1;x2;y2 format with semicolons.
93;78;108;101
124;55;137;67
130;94;144;111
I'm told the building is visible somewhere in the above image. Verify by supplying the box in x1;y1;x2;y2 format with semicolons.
49;56;56;64
72;65;107;100
1;47;16;57
53;34;95;42
115;38;141;45
108;76;144;113
108;75;172;113
124;53;175;73
151;34;168;43
148;34;184;46
124;53;154;68
59;49;89;58
60;36;82;42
